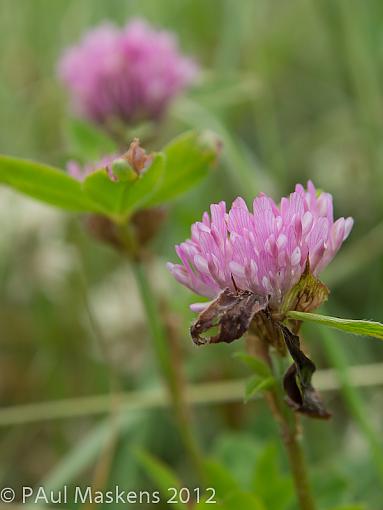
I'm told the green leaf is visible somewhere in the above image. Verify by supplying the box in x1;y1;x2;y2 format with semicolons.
0;131;214;221
81;130;212;218
172;98;258;202
82;169;130;220
66;118;117;160
134;449;188;510
244;376;275;402
223;491;266;510
82;153;165;221
0;130;214;221
121;153;165;214
210;433;260;490
329;506;365;510
251;443;294;510
0;155;98;212
233;352;272;378
145;130;218;206
203;459;241;500
194;500;225;510
287;311;383;341
233;352;275;403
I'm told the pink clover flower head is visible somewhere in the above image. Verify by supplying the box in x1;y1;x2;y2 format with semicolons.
58;19;198;125
67;154;118;182
167;181;353;310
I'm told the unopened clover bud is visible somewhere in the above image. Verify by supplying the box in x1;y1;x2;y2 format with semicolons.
111;157;138;182
199;130;223;162
66;139;152;183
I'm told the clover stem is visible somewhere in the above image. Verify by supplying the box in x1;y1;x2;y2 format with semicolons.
131;261;205;480
247;334;316;510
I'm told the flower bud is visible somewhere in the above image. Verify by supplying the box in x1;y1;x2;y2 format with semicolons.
123;138;153;175
111;158;138;182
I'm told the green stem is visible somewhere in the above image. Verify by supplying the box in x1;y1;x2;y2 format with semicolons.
132;262;173;386
248;335;316;510
131;261;204;479
279;419;316;510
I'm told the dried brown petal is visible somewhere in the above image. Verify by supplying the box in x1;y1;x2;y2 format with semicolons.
123;138;153;174
191;288;268;346
251;311;286;355
279;323;331;419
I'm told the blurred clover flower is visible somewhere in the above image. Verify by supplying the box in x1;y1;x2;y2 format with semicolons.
67;153;118;181
58;19;198;126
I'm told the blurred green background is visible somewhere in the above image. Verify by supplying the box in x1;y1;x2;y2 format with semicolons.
1;0;383;508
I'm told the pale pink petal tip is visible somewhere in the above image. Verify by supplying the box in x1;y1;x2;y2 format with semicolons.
190;302;212;313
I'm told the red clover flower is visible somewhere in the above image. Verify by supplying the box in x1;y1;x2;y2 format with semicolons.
168;181;353;313
168;182;354;417
58;19;198;125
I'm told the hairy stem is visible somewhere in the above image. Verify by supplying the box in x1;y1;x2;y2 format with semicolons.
247;334;316;510
131;261;204;479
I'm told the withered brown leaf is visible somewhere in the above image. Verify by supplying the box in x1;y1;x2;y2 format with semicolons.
279;323;331;419
191;288;268;346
